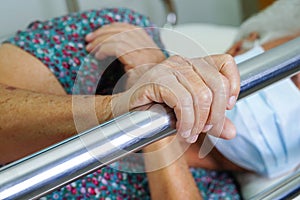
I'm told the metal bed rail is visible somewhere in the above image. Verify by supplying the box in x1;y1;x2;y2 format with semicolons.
1;37;300;200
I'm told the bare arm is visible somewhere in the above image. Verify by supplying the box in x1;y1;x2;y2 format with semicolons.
0;83;113;164
143;136;202;200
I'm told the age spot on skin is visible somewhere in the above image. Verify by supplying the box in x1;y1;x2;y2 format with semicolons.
6;86;16;91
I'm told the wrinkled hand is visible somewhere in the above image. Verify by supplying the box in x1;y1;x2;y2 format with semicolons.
85;22;166;72
112;54;240;143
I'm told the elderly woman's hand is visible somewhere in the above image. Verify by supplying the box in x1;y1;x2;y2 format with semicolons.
85;22;166;72
112;54;240;143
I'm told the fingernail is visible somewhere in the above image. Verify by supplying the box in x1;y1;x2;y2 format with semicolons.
202;124;213;132
181;130;191;138
228;96;236;108
186;135;198;143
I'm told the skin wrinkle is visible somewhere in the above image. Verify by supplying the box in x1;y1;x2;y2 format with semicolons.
97;95;114;123
171;71;194;134
163;56;196;131
0;81;116;164
221;57;240;96
133;65;195;138
204;55;240;104
173;68;203;136
190;59;226;137
5;86;17;90
88;24;165;71
187;59;215;106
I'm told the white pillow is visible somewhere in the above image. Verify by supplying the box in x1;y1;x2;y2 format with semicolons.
161;22;238;57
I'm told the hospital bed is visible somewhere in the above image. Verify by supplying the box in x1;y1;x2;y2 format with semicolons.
1;35;300;199
0;1;300;199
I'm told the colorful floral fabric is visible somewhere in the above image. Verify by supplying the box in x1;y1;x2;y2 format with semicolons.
39;167;240;200
6;8;165;95
5;8;240;199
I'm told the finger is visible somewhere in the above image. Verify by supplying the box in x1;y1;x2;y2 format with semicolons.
94;43;116;60
189;57;228;139
125;65;154;89
168;58;212;136
174;70;213;142
95;41;144;68
218;117;236;139
86;34;119;52
159;81;195;139
152;74;195;139
86;29;144;52
85;23;129;41
131;69;195;139
204;54;240;110
161;56;213;143
117;28;157;50
85;23;137;42
94;42;127;60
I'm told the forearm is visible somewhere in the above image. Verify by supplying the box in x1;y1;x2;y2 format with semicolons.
0;83;113;164
143;136;202;200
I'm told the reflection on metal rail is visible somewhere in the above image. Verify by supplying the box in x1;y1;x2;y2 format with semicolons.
0;37;300;200
238;36;300;99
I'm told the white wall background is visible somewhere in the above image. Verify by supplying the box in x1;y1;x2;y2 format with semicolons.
76;0;167;26
0;0;242;39
174;0;242;26
0;0;68;39
77;0;243;26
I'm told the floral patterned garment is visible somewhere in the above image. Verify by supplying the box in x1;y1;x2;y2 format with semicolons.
5;8;240;200
6;8;165;95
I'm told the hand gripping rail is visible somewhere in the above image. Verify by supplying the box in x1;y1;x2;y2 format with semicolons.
1;37;300;200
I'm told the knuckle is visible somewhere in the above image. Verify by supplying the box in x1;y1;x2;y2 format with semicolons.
177;93;193;107
169;55;185;63
222;53;234;61
223;54;236;67
222;76;230;90
170;55;182;60
198;88;213;105
163;55;190;69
